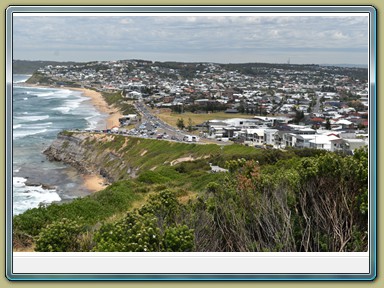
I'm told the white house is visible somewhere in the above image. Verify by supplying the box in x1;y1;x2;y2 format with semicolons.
295;134;317;148
243;128;265;146
309;134;339;151
125;91;142;99
330;138;367;154
264;129;279;146
119;114;138;126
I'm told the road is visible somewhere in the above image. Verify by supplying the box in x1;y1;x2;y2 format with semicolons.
75;100;229;146
313;93;322;114
132;101;229;145
133;101;187;141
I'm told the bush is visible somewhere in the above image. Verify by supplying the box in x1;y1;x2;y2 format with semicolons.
93;213;162;252
93;212;194;252
35;218;83;252
138;190;180;225
137;171;171;184
163;225;194;252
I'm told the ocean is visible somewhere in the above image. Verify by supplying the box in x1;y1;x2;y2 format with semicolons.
12;75;108;215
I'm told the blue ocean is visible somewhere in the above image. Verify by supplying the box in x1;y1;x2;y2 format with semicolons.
12;75;108;215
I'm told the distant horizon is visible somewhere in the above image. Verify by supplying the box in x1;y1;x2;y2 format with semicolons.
13;58;368;69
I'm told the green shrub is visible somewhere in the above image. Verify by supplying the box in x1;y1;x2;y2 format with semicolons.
60;130;74;137
137;171;171;184
35;218;83;252
206;182;220;193
138;190;180;225
93;213;161;252
163;225;194;252
93;213;194;252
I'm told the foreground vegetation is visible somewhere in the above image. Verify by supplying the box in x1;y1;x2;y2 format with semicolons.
13;140;368;252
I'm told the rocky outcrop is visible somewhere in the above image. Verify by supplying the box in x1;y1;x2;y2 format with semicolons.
43;132;135;183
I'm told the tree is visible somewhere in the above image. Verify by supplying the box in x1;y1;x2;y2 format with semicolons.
187;118;194;132
325;118;331;130
189;150;368;252
176;118;185;130
293;110;305;124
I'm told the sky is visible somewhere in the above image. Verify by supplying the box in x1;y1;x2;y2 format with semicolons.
12;13;369;65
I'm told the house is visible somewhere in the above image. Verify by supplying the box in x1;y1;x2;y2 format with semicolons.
223;127;241;140
119;114;138;126
309;134;339;151
330;138;367;154
124;91;142;99
243;128;265;146
335;119;355;130
264;129;279;146
295;134;317;148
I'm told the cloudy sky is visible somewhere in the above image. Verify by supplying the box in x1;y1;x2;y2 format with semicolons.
12;13;369;65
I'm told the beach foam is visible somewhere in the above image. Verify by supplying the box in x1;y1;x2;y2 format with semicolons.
12;79;112;215
13;128;48;139
14;115;50;122
13;176;61;215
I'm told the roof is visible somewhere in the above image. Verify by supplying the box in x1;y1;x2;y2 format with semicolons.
336;119;353;125
310;117;325;122
295;134;317;140
245;129;265;136
308;134;339;144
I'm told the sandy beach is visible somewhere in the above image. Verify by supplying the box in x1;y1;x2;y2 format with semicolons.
68;87;123;129
24;83;122;193
68;87;121;192
82;174;109;193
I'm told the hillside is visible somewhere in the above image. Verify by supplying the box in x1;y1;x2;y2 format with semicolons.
13;132;368;253
13;60;82;74
43;131;258;182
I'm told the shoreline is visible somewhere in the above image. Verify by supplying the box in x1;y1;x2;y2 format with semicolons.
67;87;123;129
22;83;123;129
66;87;120;192
19;82;121;193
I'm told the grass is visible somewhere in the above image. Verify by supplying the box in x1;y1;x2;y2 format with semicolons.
14;132;323;251
152;110;255;128
68;133;268;178
101;91;137;115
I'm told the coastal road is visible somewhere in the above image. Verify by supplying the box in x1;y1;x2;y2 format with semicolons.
134;101;193;141
133;101;228;145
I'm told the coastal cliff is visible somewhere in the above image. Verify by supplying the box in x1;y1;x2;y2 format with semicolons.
43;131;225;184
43;132;137;183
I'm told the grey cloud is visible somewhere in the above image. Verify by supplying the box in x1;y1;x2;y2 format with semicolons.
12;14;369;64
